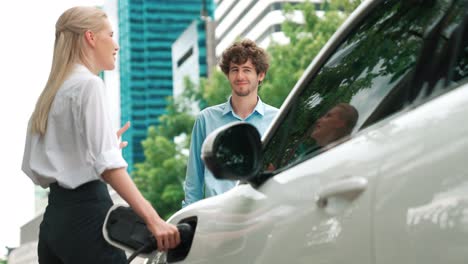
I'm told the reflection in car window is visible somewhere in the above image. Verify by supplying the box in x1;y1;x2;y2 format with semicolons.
453;33;468;82
439;2;468;85
442;1;468;84
263;0;452;172
408;0;468;102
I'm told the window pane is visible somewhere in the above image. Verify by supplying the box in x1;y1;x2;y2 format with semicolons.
450;8;468;83
410;0;468;100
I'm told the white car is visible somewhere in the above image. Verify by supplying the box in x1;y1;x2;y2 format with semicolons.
154;0;468;263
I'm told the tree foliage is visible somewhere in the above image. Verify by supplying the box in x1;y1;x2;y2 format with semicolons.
132;79;196;219
132;0;362;219
261;0;362;108
199;69;231;108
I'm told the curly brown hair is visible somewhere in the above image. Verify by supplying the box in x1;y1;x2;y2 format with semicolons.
219;39;269;76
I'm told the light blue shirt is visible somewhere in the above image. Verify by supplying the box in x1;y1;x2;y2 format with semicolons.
182;97;278;207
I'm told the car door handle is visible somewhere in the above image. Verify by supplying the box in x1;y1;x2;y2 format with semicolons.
316;177;368;208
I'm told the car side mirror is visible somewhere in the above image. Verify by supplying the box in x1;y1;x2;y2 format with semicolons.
201;122;263;183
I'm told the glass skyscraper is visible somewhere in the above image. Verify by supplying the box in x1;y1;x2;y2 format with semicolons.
118;0;215;172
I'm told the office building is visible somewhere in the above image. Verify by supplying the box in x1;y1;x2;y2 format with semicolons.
214;0;320;56
172;17;216;98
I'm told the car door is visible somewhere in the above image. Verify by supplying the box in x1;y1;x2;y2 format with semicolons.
249;134;380;264
373;84;468;264
373;3;468;263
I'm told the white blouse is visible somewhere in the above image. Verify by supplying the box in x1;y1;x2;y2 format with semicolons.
22;64;127;189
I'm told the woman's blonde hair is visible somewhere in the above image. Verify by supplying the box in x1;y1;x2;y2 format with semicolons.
30;6;108;135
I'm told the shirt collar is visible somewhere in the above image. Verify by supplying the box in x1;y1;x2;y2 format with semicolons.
73;63;93;74
222;96;265;117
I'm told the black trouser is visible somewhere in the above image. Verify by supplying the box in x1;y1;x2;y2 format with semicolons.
38;180;126;264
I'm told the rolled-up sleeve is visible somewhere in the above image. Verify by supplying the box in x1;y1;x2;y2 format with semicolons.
94;148;127;176
21;120;38;184
80;78;127;177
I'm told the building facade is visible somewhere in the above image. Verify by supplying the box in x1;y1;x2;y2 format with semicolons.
172;18;216;98
118;0;215;172
214;0;319;56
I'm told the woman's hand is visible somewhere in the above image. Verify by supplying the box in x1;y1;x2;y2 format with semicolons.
147;218;181;252
102;168;181;252
116;121;130;149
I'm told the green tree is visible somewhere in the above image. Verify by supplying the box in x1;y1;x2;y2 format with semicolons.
261;0;362;108
132;78;196;219
198;69;231;109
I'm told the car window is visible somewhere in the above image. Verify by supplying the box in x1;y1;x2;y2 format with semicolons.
262;0;455;172
453;28;468;83
407;0;468;103
442;1;468;84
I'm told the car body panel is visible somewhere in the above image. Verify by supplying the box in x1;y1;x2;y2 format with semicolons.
373;83;468;264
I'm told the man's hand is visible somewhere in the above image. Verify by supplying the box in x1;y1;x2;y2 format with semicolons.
117;121;130;149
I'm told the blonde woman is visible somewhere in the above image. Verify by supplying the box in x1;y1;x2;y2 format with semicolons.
22;6;179;263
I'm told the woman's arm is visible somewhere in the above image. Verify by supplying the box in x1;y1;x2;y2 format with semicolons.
102;168;180;251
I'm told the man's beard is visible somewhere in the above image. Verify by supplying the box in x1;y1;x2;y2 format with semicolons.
232;85;257;97
233;89;251;97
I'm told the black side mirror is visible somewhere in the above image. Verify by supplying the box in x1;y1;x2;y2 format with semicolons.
201;122;263;183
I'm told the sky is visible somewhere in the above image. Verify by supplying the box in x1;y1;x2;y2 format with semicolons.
0;0;105;257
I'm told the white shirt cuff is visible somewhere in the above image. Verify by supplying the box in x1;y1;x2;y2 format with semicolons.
94;148;128;176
